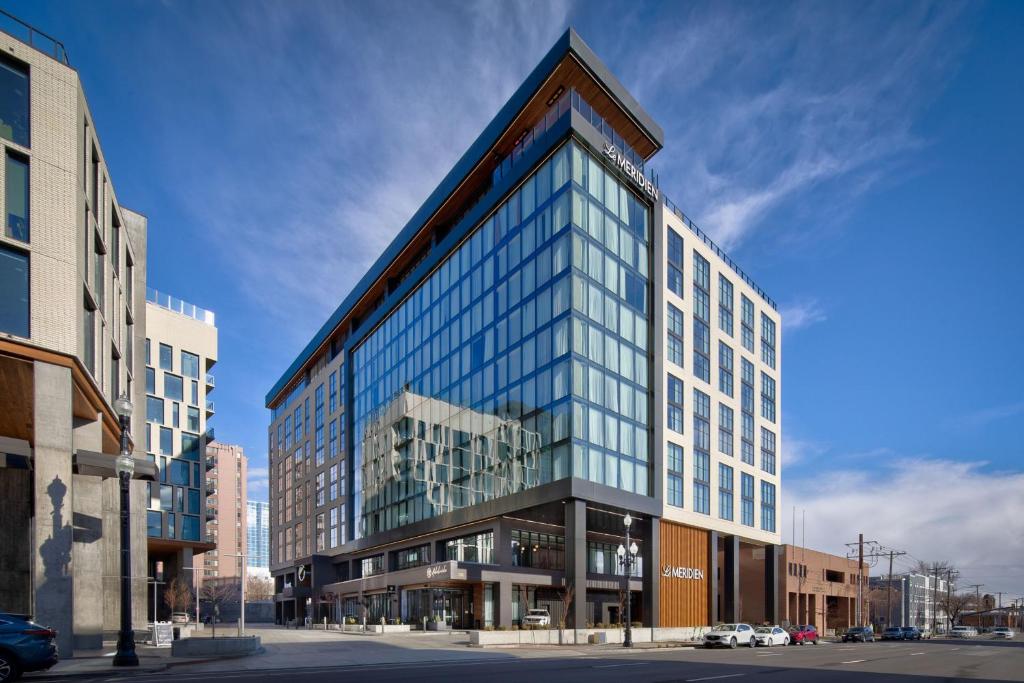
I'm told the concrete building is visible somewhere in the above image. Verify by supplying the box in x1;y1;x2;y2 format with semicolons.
265;29;782;629
869;572;953;633
204;442;247;580
0;19;150;652
142;291;217;617
247;500;271;578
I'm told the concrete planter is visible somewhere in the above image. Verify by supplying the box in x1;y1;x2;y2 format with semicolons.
427;621;451;631
469;626;711;647
171;635;261;657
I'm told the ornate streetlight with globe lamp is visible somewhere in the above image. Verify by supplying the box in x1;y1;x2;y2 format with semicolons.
616;513;640;648
113;394;139;667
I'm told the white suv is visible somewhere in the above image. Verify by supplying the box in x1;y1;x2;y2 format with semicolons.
704;623;757;648
950;626;977;638
522;609;550;626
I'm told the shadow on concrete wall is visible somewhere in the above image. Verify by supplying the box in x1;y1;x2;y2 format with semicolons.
38;476;73;653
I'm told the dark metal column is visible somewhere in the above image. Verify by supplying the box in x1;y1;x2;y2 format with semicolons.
723;535;740;622
765;544;780;624
642;517;660;626
708;531;719;624
564;499;587;628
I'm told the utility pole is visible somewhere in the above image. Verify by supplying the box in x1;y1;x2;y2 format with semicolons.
883;549;906;628
967;584;984;631
844;536;877;627
931;564;940;635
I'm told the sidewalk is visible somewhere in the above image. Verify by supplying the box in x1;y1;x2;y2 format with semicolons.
26;643;212;679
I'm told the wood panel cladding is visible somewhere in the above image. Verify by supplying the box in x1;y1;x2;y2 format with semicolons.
659;521;710;627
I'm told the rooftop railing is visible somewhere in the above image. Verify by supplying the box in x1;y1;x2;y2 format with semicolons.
0;8;69;65
662;193;777;311
146;287;216;325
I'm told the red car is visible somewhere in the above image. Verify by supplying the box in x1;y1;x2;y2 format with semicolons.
788;624;819;645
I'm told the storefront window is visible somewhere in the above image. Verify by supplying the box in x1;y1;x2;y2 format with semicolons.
511;529;564;570
587;540;643;577
445;531;494;564
395;544;430;570
360;554;384;577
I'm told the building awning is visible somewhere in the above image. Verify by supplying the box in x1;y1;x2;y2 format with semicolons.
73;450;158;481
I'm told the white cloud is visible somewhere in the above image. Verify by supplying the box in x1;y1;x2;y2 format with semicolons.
247;464;269;502
779;298;828;332
953;401;1024;430
621;2;968;251
785;458;1024;595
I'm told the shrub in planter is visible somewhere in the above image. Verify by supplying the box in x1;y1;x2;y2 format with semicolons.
345;617;357;625
631;621;642;629
496;625;507;631
483;625;494;631
511;625;519;631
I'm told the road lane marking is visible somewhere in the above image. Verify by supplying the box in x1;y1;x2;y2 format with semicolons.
840;659;866;664
685;675;745;682
838;647;856;650
910;652;925;656
593;663;649;668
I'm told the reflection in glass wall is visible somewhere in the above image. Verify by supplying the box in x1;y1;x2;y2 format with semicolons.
353;140;653;538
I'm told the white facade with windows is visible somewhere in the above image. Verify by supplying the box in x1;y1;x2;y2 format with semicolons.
656;200;782;546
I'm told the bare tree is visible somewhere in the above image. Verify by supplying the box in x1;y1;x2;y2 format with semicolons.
246;575;273;601
164;576;193;615
940;592;973;629
201;579;240;638
558;582;575;630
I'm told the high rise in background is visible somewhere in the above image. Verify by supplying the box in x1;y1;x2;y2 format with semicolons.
247;500;271;578
0;20;149;653
265;29;782;629
143;290;217;617
204;442;248;580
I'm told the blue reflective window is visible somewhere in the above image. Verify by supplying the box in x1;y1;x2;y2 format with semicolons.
0;244;29;337
0;55;29;147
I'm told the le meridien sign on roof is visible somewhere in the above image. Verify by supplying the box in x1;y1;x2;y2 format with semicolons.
603;143;658;202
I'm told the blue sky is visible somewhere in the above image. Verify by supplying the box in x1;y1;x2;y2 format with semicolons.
12;1;1022;594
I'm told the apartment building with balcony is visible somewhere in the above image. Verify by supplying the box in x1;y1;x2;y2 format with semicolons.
247;500;271;578
265;29;782;630
0;15;150;652
203;442;248;581
143;290;217;617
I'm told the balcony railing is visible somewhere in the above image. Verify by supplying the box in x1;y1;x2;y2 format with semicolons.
204;426;215;443
146;287;216;326
205;399;215;414
662;193;777;311
205;373;215;388
0;8;69;65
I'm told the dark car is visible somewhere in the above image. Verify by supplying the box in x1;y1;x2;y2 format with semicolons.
842;626;875;642
0;613;58;682
788;624;819;645
900;626;923;640
882;627;905;640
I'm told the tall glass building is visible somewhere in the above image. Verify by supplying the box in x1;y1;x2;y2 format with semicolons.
247;500;271;576
266;29;781;629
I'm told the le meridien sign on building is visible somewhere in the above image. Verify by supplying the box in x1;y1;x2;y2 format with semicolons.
662;564;705;581
603;143;658;202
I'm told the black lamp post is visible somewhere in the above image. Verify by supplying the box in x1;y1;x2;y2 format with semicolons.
616;513;639;648
113;393;139;667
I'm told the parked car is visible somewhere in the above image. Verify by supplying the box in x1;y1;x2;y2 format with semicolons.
950;626;977;638
170;612;191;624
704;623;757;648
0;613;59;682
991;627;1015;639
900;627;923;640
754;626;790;647
882;627;905;640
788;624;819;645
521;609;550;627
842;626;875;642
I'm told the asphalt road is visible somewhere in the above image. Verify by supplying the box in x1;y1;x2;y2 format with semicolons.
28;637;1024;683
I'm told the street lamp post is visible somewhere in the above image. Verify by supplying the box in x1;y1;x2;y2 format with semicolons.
113;394;139;667
224;553;247;636
616;513;640;649
182;566;202;631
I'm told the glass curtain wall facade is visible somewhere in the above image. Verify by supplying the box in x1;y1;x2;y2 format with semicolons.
353;140;651;538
